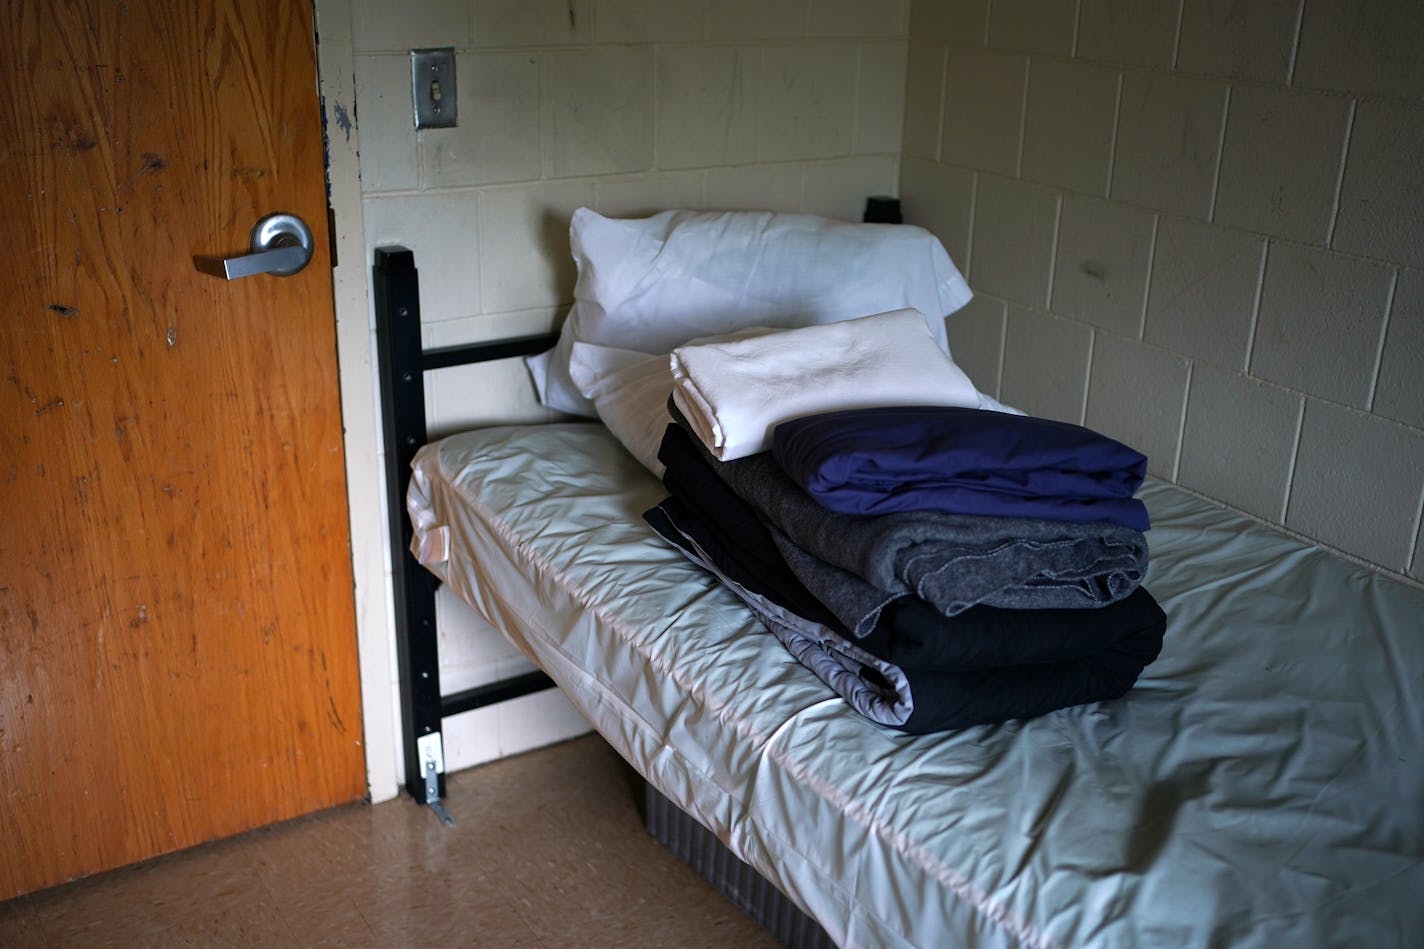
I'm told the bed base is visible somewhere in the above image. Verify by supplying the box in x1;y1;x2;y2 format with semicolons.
643;781;834;948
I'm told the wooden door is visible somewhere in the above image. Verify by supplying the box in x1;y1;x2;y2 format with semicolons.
0;1;364;898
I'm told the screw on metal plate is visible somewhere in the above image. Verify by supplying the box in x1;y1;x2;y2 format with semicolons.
417;733;455;826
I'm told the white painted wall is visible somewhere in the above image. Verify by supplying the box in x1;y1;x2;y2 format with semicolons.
902;0;1424;582
313;0;398;804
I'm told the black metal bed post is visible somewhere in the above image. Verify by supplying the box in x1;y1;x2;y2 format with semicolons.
373;246;562;820
373;246;448;811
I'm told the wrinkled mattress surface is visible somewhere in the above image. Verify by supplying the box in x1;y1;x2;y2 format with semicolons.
409;422;1424;949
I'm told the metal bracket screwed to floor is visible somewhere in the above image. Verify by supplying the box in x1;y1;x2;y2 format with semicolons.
417;732;455;826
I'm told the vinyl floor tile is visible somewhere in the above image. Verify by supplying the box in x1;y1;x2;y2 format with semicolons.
0;736;779;948
0;899;47;949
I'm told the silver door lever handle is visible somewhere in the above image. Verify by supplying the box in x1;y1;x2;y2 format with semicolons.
195;212;314;279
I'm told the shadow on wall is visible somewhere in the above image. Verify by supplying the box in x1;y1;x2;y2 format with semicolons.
542;206;578;303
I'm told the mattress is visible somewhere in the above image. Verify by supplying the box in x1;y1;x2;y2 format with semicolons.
408;422;1424;949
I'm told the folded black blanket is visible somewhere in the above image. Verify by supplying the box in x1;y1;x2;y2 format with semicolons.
660;449;840;631
660;420;1149;629
772;405;1151;530
644;490;1166;733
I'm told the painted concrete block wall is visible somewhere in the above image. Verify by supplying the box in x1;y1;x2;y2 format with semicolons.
347;0;910;773
903;0;1424;582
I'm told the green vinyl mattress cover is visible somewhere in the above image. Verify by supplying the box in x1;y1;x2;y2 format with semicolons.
407;422;1424;949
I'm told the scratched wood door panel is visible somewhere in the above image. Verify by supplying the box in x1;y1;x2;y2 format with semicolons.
0;1;363;897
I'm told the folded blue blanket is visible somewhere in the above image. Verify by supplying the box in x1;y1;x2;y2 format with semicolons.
660;420;1149;626
772;406;1151;531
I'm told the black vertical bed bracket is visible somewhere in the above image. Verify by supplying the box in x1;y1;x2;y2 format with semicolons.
373;246;449;808
374;245;560;815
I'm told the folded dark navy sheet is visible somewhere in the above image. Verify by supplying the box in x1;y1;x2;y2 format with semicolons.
862;590;1165;674
772;405;1151;531
885;622;1164;734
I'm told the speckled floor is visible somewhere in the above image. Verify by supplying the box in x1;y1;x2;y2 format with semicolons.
0;735;777;947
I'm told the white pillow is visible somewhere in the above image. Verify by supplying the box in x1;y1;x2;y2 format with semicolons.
566;342;673;476
529;207;975;416
567;327;782;475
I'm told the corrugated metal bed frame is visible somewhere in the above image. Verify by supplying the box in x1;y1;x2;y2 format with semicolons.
373;246;832;946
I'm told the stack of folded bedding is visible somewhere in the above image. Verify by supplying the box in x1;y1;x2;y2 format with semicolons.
640;311;1166;733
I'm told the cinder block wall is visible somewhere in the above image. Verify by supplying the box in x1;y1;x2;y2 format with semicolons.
902;0;1424;580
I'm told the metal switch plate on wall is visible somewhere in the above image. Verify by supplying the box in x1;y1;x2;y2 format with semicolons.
411;48;457;129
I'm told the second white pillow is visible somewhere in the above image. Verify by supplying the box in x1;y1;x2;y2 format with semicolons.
567;341;673;477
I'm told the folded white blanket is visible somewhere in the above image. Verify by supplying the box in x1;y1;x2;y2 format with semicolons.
669;309;983;461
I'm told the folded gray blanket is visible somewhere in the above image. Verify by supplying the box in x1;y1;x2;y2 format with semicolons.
710;447;1149;635
767;523;902;636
